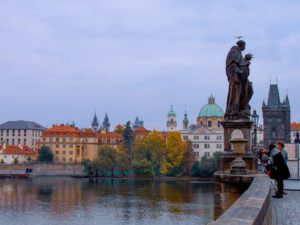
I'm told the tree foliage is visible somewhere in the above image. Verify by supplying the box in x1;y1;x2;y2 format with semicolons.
98;145;117;176
123;121;134;159
162;132;187;176
38;146;54;163
192;151;222;177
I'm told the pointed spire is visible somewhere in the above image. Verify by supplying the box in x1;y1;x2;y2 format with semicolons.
285;95;290;106
91;112;99;132
183;109;189;130
101;112;110;132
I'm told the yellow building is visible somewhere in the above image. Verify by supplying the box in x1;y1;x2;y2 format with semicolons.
40;125;98;163
40;125;123;163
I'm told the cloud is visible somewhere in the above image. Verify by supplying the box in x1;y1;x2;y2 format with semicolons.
0;0;299;129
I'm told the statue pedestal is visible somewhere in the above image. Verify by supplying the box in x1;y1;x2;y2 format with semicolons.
230;155;247;174
222;119;253;153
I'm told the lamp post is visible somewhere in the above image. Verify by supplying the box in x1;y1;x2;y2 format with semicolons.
251;109;259;151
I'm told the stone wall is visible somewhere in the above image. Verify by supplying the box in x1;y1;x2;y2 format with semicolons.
0;163;84;176
209;176;272;225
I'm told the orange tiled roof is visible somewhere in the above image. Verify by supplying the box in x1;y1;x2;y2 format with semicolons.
0;145;35;155
134;127;148;133
291;122;300;131
80;128;97;137
97;132;123;139
43;125;80;137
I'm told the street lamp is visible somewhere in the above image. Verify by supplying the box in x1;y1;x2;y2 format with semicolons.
251;109;259;150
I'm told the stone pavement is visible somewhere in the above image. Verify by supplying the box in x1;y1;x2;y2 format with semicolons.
271;180;300;225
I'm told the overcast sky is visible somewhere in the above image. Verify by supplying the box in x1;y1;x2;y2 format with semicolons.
0;0;299;130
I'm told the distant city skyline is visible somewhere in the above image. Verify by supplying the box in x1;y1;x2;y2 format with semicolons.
0;1;299;130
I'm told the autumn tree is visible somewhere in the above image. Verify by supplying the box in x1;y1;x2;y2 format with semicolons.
162;132;187;176
133;130;165;175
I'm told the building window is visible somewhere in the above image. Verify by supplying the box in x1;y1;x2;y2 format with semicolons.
218;121;221;128
200;121;203;126
63;144;66;148
18;130;21;136
0;130;3;136
217;135;222;140
204;135;210;140
24;139;26;145
196;152;199;157
193;143;199;148
62;157;66;162
271;127;276;138
69;144;73;148
62;151;66;155
12;139;15;145
12;130;15;136
55;151;59;155
69;158;72;162
56;144;59;148
194;136;199;140
49;138;53;142
62;138;66;142
208;121;212;127
6;130;9;136
69;151;73;155
204;144;210;149
55;138;60;142
205;152;210;157
183;135;188;140
217;144;222;149
69;138;73;142
24;130;26;136
6;139;9;145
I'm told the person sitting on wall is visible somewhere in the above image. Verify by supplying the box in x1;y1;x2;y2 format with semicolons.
267;143;290;198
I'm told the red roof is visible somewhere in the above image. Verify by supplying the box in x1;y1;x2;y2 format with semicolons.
291;123;300;131
43;125;80;137
0;145;35;155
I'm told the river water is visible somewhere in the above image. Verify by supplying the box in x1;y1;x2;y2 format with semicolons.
0;178;238;225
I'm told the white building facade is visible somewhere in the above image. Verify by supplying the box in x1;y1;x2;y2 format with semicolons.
180;95;224;160
0;120;45;151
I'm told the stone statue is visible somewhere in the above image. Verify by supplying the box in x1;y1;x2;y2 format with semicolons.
225;40;253;120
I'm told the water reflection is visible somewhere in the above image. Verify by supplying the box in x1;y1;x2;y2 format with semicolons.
0;178;234;225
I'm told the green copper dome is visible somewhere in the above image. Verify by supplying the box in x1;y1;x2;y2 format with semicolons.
198;95;224;118
168;105;176;117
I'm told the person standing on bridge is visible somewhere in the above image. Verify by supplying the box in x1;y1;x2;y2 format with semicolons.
269;143;290;198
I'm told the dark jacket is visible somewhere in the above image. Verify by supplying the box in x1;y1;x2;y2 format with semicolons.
271;151;290;180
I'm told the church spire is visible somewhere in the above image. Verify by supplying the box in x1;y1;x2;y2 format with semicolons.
101;112;110;132
183;109;189;130
91;112;99;132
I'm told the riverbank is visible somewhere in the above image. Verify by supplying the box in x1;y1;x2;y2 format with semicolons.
0;163;213;181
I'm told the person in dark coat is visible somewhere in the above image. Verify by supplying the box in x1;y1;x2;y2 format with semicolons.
269;144;291;198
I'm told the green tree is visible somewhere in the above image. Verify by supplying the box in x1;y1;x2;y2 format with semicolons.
123;121;134;160
98;145;117;176
132;158;154;176
197;151;222;177
162;132;187;176
38;146;54;163
116;149;130;176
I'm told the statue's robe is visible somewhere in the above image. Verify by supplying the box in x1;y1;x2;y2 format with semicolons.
225;46;243;119
225;46;253;119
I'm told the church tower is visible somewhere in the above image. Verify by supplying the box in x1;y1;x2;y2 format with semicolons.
100;113;111;133
262;83;291;147
91;112;99;132
167;105;177;131
183;110;189;130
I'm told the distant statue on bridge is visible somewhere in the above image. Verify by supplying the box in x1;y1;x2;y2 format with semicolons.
225;39;253;120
